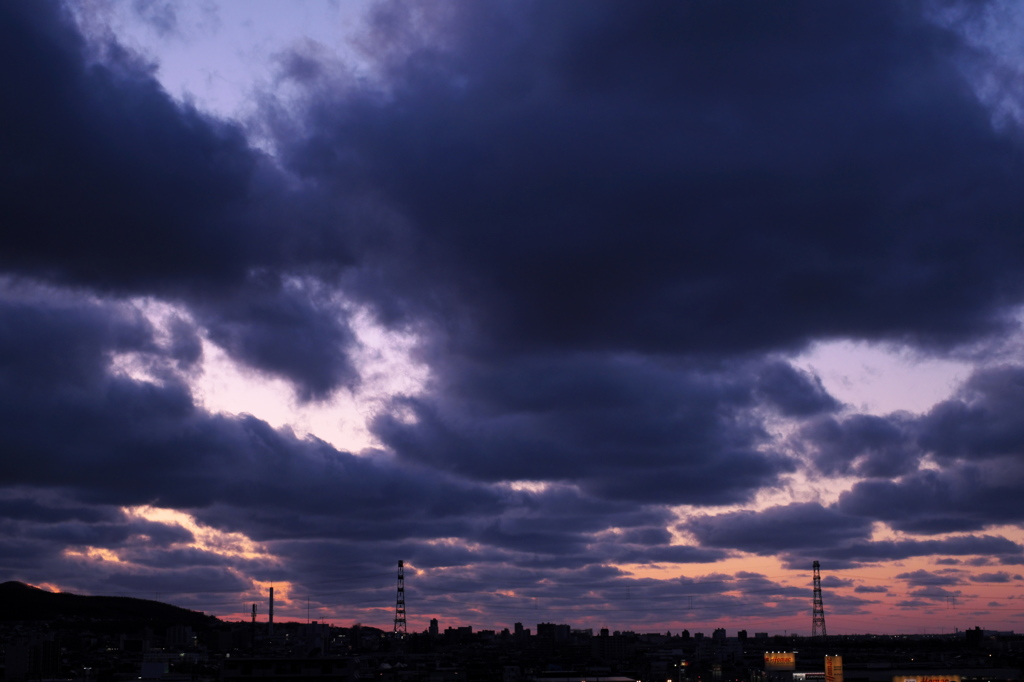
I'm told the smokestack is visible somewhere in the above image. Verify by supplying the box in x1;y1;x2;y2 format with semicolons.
269;586;274;635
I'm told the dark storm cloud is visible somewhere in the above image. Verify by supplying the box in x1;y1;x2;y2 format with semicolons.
969;571;1015;583
801;413;920;478
274;46;331;84
474;519;589;555
0;537;67;571
117;546;243;570
197;274;359;401
821;575;854;588
0;2;267;288
232;486;707;596
772;364;1024;536
131;0;180;38
785;534;1024;569
755;362;843;417
854;585;888;594
101;565;253;597
684;503;873;554
614;526;672;546
0;289;153;394
250;539;713;625
166;315;204;369
395;567;813;628
276;0;1024;361
832;364;1024;532
267;0;1024;555
906;586;961;603
0;289;714;607
838;464;1024;534
918;366;1024;461
615;544;726;565
896;569;964;587
470;485;674;554
0;2;362;398
30;518;193;549
0;497;268;599
372;354;797;505
0;516;136;556
7;0;1024;626
0;294;496;544
252;537;733;627
0;495;120;525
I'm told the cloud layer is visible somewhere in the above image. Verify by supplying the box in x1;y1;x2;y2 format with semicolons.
3;0;1024;633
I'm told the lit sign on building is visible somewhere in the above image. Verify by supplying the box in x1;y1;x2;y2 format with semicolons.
825;656;843;682
892;677;961;682
764;652;796;671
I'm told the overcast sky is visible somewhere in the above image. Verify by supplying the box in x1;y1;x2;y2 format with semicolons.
3;0;1024;636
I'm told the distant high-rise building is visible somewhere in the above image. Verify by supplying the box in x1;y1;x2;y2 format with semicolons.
536;623;571;641
166;625;194;649
429;618;439;637
269;586;274;636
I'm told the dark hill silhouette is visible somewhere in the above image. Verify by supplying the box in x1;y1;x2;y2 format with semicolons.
0;581;217;627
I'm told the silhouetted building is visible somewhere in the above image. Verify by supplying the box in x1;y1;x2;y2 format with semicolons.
966;626;984;647
591;631;635;662
5;636;60;681
166;624;194;649
536;622;570;641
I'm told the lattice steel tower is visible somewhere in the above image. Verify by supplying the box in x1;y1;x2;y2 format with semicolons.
393;560;407;638
812;560;827;638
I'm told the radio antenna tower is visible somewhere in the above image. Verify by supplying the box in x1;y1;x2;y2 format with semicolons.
812;560;827;638
393;560;407;638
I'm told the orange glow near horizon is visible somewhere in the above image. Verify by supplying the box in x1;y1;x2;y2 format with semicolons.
30;581;64;593
63;547;128;564
123;505;278;562
252;579;294;605
38;507;1024;635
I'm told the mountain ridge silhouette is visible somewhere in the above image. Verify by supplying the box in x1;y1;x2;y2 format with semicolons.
0;580;217;627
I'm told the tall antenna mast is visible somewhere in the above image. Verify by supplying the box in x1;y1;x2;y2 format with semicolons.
812;560;827;638
393;560;407;638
